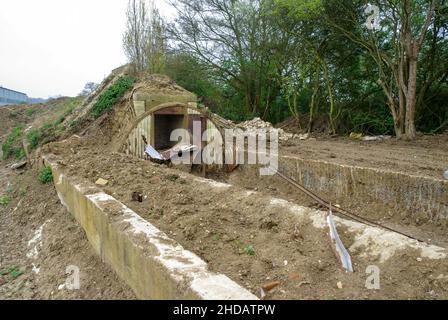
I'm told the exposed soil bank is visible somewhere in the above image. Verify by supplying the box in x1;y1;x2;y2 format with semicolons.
0;163;135;299
45;138;448;300
281;134;448;180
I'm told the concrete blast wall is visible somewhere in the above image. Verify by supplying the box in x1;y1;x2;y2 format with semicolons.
278;155;448;227
43;155;257;300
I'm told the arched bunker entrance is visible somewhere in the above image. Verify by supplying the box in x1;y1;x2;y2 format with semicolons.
117;81;233;172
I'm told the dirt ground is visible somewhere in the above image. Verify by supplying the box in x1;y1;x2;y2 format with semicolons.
2;93;447;300
281;133;448;180
0;104;135;300
0;162;135;299
44;136;448;300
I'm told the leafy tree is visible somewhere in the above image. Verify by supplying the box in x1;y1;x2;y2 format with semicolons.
79;82;99;97
123;0;166;73
168;0;292;116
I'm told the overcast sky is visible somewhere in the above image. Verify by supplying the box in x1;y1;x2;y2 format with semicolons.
0;0;175;98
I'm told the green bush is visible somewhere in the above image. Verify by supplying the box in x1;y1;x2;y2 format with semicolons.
2;126;25;160
25;108;37;117
244;245;255;256
38;166;53;184
0;195;11;206
55;97;83;125
27;130;41;150
91;77;134;118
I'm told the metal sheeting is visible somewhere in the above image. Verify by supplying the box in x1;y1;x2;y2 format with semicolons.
205;119;223;166
127;100;152;158
125;101;230;166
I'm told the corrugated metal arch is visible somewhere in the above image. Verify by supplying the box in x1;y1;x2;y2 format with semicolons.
117;102;225;155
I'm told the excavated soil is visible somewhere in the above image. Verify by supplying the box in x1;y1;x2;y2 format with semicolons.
214;165;448;249
2;88;447;300
0;103;135;299
44;137;448;300
281;134;448;180
0;163;135;299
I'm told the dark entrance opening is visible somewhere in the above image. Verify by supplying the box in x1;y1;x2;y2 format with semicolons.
154;114;185;150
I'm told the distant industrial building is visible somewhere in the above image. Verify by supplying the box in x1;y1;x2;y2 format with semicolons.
0;86;29;106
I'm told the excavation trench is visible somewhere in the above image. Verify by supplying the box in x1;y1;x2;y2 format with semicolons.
44;148;448;300
210;152;448;248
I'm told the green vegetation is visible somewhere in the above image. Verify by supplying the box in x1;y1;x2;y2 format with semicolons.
91;77;134;118
0;195;11;207
2;126;25;160
38;166;53;184
166;174;180;182
55;96;83;125
26;124;56;151
244;245;255;256
25;98;82;150
158;0;448;138
25;108;38;117
0;266;23;279
26;129;41;150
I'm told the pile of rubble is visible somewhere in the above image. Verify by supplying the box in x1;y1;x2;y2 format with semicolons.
237;117;307;142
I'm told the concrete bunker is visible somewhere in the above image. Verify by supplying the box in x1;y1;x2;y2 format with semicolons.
117;76;235;172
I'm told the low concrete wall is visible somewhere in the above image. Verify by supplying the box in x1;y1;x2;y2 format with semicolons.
278;155;448;227
43;155;257;300
242;149;447;227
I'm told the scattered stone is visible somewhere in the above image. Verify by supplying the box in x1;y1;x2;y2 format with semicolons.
261;281;280;293
237;117;302;142
10;161;27;170
0;277;6;286
337;281;343;289
444;170;448;180
95;178;109;186
362;135;392;142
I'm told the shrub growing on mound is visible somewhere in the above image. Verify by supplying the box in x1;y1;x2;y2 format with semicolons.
91;76;134;118
27;129;41;150
38;166;53;184
2;126;25;160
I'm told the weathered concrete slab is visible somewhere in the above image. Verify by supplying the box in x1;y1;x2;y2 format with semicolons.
279;155;448;227
43;155;257;300
243;150;448;228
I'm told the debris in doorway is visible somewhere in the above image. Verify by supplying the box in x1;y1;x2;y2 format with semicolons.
145;144;166;163
326;209;354;273
132;192;143;203
95;178;109;186
145;143;198;165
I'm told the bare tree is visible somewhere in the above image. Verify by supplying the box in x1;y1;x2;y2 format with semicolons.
123;0;166;73
146;1;167;73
